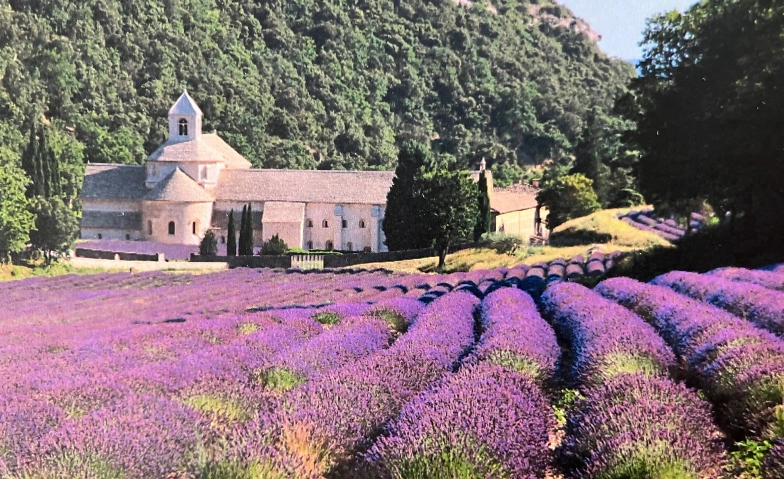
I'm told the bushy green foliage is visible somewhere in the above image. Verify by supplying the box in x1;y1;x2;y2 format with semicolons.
627;0;784;234
260;234;288;256
28;196;78;263
312;311;342;325
0;0;632;180
199;230;218;256
0;156;35;261
482;233;524;255
537;172;601;230
421;170;480;269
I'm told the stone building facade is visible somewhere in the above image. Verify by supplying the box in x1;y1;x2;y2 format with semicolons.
81;92;541;252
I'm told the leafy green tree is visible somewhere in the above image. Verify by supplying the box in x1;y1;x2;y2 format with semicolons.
537;173;601;231
227;209;237;257
0;157;35;262
261;234;288;255
628;0;784;232
199;230;218;256
419;170;479;270
28;196;78;264
473;170;491;241
0;0;633;193
383;141;434;251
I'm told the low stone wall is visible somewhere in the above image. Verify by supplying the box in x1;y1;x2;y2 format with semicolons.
322;247;437;268
190;254;292;269
75;248;163;262
190;242;480;269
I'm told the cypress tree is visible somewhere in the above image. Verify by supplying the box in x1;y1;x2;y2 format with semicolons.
38;126;51;198
245;203;254;255
227;209;237;256
473;170;491;241
238;204;248;255
21;122;39;198
48;141;62;198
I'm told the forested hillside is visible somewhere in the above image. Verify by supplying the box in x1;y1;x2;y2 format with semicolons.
0;0;633;180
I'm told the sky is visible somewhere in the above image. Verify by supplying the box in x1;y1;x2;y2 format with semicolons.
558;0;698;60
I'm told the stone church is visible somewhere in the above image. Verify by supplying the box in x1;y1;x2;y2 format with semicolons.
81;92;541;252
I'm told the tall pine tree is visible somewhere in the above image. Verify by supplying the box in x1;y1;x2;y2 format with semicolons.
227;209;237;256
20;121;40;198
382;141;434;251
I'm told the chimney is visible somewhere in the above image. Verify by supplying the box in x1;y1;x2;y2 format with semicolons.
532;179;540;188
479;157;486;172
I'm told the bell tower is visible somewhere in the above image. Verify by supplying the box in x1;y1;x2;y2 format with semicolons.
168;90;203;141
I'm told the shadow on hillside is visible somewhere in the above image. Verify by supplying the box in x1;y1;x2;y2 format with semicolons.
549;229;612;247
610;223;784;282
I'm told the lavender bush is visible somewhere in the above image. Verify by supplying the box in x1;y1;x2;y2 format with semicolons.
653;271;784;336
708;267;784;292
365;363;553;479
540;282;676;385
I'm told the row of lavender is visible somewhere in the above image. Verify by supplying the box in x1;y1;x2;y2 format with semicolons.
5;261;784;476
593;265;784;476
618;209;705;242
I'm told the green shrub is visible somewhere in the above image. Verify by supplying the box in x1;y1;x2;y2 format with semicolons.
482;233;524;255
199;230;218;256
260;234;288;255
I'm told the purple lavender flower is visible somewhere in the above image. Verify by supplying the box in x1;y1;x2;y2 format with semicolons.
474;288;559;383
596;277;784;440
541;282;676;386
366;363;554;479
562;374;726;478
708;267;784;292
269;292;480;477
653;270;784;336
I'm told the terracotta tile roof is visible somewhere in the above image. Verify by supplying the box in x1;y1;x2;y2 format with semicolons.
201;134;252;169
491;184;539;214
82;164;148;200
262;202;305;223
216;169;396;204
145;168;214;202
146;137;224;164
81;211;142;230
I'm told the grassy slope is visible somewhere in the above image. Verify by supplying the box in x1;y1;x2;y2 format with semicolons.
0;262;106;282
367;208;671;274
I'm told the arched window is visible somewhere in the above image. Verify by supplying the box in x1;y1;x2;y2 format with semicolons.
147;220;153;236
322;219;329;228
347;242;353;251
306;219;313;228
341;219;348;229
168;221;176;235
307;241;313;250
359;220;366;228
178;118;188;136
125;234;130;240
192;221;198;235
97;233;102;240
325;240;334;251
220;236;226;244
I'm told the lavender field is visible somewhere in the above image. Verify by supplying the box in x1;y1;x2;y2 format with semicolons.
2;264;784;478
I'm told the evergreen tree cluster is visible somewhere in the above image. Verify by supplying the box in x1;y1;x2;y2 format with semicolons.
626;0;784;236
0;0;633;178
383;141;478;269
238;204;254;256
21;123;62;199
